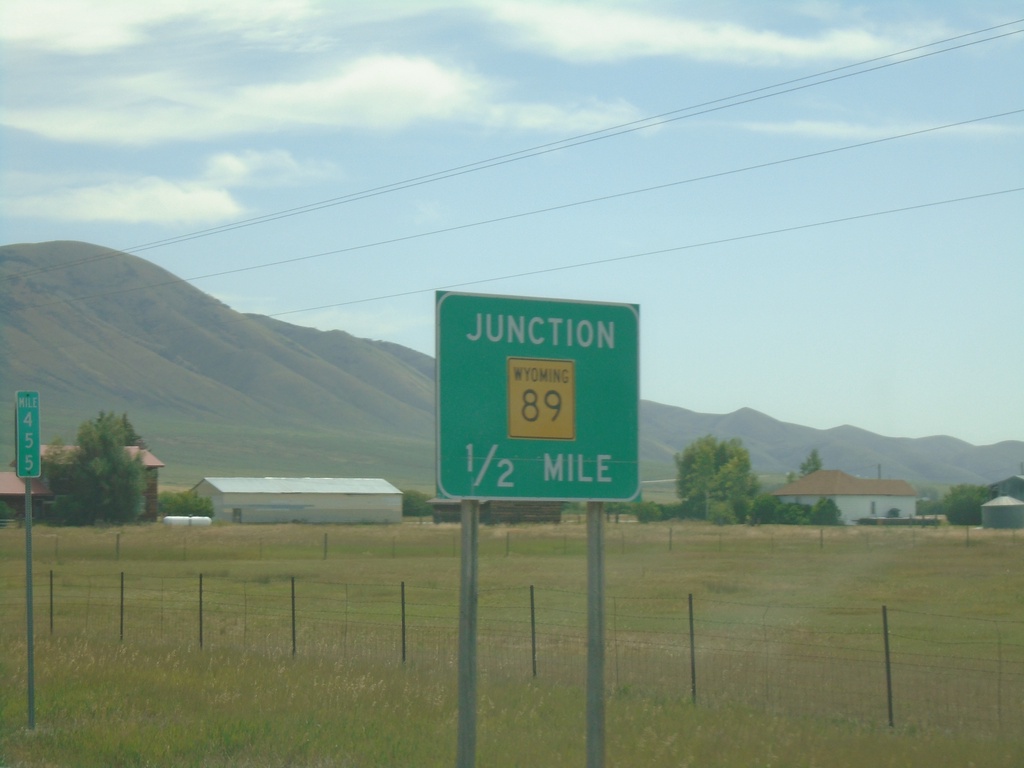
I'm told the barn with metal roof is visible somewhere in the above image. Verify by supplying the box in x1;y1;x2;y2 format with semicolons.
193;477;402;524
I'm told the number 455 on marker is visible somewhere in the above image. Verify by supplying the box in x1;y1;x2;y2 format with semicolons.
16;391;41;479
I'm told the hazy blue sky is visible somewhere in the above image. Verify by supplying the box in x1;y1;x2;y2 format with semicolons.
2;1;1021;446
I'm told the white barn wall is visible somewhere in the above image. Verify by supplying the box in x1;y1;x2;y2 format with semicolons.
775;493;917;525
772;470;918;525
194;478;402;524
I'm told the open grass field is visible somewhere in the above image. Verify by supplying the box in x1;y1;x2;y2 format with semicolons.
1;520;1023;767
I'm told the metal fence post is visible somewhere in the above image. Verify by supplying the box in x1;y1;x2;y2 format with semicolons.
401;581;407;664
291;576;297;657
530;585;537;678
882;605;894;728
688;593;698;705
199;573;204;650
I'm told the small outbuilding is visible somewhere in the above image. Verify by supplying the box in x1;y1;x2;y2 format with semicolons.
429;498;564;524
193;477;402;524
989;475;1024;503
0;473;53;521
981;496;1024;530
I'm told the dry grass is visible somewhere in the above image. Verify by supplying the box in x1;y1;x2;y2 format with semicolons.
1;520;1023;766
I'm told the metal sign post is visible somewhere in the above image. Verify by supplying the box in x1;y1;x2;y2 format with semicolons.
436;293;638;767
16;390;41;730
586;501;606;768
456;499;480;768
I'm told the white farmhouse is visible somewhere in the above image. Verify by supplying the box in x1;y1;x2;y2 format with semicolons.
772;469;917;525
193;477;402;524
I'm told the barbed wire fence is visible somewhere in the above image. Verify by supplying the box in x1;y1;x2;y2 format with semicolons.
2;571;1021;735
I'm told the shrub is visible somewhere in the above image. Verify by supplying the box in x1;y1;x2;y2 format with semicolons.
158;490;214;519
401;489;432;519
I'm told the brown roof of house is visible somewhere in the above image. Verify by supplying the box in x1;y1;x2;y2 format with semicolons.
772;469;915;498
0;472;53;497
38;445;165;468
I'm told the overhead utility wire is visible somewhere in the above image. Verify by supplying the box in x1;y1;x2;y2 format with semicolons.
22;108;1022;311
119;18;1024;253
266;187;1024;319
3;19;1021;283
12;186;1021;359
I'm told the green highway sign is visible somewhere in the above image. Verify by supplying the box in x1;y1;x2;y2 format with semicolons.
436;292;639;501
16;391;41;479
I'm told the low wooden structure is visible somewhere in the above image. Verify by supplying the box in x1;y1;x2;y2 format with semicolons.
430;499;565;524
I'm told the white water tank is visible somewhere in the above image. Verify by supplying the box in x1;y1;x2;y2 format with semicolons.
162;516;213;527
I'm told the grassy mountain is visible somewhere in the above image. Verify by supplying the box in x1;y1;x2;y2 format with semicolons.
2;242;1019;492
0;241;436;487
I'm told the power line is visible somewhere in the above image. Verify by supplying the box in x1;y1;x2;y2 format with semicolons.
257;186;1024;319
7;187;1019;360
119;19;1024;253
3;19;1021;284
16;108;1022;312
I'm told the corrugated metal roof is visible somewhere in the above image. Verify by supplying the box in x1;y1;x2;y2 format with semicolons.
199;477;402;495
772;469;915;498
983;495;1024;508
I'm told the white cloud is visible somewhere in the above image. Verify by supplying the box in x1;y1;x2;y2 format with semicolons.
2;56;487;144
0;0;326;54
236;55;485;129
482;98;641;132
486;2;903;64
1;148;337;224
3;176;244;224
202;150;333;188
3;52;639;145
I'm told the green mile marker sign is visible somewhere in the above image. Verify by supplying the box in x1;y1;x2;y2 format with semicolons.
16;391;41;479
436;291;639;501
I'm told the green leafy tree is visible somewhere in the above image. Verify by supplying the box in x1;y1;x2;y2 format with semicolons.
606;500;663;523
119;412;146;447
943;484;989;526
42;412;145;526
750;493;781;525
778;501;812;525
159;490;214;519
917;497;943;518
675;435;759;521
401;489;433;520
748;493;836;526
810;497;842;526
800;449;823;476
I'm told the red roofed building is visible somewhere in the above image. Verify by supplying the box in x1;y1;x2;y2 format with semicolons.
772;469;917;525
123;446;166;521
0;473;54;521
37;445;166;522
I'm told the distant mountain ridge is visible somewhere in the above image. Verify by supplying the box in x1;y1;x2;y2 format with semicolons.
1;241;1019;489
640;403;1021;487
